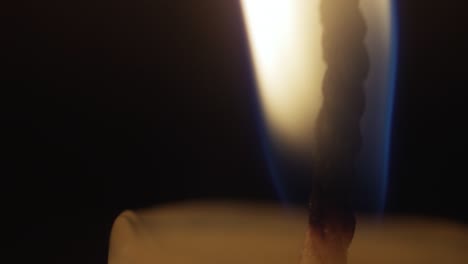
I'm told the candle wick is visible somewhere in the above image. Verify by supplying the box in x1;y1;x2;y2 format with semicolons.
301;0;369;263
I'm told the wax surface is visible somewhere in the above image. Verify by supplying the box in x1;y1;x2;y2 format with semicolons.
109;202;468;264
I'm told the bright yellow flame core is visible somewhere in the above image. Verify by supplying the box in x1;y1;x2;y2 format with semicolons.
241;0;325;155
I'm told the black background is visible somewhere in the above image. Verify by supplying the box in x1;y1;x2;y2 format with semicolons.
1;0;467;263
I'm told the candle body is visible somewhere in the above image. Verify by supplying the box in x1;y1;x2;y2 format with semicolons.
109;202;468;264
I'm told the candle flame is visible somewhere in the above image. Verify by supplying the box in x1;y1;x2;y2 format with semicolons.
241;0;324;158
241;0;397;210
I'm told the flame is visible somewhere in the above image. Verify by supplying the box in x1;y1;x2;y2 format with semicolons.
359;0;397;210
241;0;397;209
240;0;324;157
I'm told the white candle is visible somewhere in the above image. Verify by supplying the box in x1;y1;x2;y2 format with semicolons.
108;1;427;263
108;202;468;264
